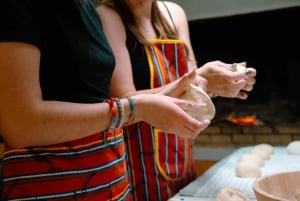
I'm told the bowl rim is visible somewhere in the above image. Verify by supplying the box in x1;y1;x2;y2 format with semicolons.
252;170;300;201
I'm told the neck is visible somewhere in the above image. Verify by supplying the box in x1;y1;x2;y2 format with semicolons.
129;1;156;38
129;0;152;19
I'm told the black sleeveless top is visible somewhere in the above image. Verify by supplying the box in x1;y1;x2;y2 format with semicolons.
125;2;177;90
0;0;115;103
126;30;151;90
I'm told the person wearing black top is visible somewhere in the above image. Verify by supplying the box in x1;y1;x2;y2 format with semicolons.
0;0;210;200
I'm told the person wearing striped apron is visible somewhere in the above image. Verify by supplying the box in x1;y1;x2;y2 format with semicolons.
125;39;197;200
97;0;257;200
97;1;205;200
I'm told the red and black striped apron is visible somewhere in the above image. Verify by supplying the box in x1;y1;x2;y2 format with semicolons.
2;128;132;201
125;39;196;201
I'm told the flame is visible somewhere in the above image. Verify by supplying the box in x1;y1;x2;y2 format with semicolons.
227;111;257;125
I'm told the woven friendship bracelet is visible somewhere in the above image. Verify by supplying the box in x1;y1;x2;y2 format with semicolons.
115;98;124;128
127;97;135;124
105;98;118;129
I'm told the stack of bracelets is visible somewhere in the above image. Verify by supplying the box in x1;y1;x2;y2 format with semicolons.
105;97;135;129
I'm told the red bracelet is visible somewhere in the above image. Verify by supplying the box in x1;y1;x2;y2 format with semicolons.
105;98;117;129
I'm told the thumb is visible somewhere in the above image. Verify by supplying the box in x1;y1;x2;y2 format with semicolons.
184;69;197;81
180;69;197;86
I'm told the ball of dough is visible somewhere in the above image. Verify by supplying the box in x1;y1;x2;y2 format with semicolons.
234;64;256;75
236;161;261;178
180;84;216;121
238;153;264;167
235;64;247;73
250;144;273;160
217;187;251;201
287;141;300;155
254;143;273;155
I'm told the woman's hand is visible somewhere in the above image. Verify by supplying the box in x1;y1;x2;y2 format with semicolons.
159;69;208;98
132;93;211;139
196;60;256;99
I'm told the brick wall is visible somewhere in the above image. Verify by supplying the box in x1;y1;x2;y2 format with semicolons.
195;124;300;149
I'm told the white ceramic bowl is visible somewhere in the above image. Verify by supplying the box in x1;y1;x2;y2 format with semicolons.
252;171;300;201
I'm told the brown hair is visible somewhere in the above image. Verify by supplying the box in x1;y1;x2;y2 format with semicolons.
100;0;179;45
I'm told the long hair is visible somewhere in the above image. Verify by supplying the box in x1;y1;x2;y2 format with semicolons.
100;0;178;46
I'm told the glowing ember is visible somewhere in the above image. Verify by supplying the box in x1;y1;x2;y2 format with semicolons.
227;111;257;125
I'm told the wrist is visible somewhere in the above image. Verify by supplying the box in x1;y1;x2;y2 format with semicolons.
121;96;139;126
105;98;124;130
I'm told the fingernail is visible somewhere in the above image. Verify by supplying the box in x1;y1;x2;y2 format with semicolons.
200;119;211;124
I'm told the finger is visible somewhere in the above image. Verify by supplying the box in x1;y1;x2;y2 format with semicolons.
237;61;247;67
184;119;210;139
223;80;246;97
183;69;197;82
220;68;247;81
242;83;254;92
193;76;208;91
245;67;257;76
233;78;246;88
236;91;248;100
217;62;235;71
245;76;256;85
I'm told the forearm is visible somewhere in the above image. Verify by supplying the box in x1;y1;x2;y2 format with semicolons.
0;100;113;148
127;71;199;98
122;83;178;97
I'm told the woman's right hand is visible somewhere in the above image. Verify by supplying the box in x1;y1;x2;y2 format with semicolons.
132;93;211;139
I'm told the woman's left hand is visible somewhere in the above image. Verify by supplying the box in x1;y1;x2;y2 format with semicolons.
159;69;208;98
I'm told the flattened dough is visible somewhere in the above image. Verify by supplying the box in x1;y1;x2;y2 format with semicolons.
217;187;251;201
181;84;216;121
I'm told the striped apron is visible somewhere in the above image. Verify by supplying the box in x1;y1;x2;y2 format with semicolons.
2;128;132;201
125;39;196;201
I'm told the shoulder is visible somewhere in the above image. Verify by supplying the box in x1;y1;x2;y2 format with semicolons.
96;4;120;21
96;4;125;29
157;1;186;18
157;1;188;27
96;4;127;42
96;5;126;32
0;0;44;47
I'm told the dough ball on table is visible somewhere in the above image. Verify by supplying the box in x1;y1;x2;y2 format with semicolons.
250;148;269;160
287;141;300;155
250;143;273;160
255;143;273;155
180;84;216;121
238;153;264;167
217;187;251;201
236;161;261;178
